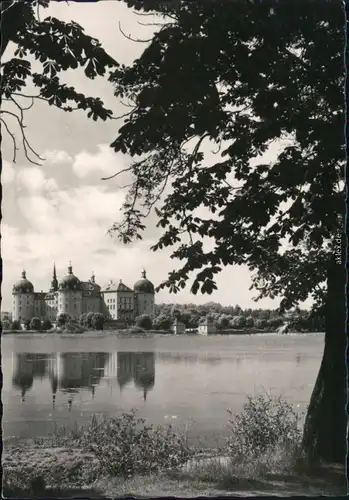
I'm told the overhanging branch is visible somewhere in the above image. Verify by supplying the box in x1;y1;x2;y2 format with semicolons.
118;22;153;43
0;108;45;165
0;117;18;163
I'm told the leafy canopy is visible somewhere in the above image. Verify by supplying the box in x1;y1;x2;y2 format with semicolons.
1;0;118;165
109;0;345;311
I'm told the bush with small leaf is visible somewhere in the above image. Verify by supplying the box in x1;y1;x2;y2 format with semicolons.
78;411;192;477
63;319;85;333
42;319;53;331
57;313;70;327
91;312;104;330
127;326;146;334
135;314;153;330
226;393;302;459
30;317;41;331
11;320;21;331
2;319;11;330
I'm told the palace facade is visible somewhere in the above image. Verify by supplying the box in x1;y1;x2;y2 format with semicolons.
12;263;155;323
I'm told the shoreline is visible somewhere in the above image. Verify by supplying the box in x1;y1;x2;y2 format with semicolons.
3;436;344;498
2;329;324;336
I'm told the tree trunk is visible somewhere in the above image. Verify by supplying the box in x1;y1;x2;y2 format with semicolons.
302;252;347;466
0;0;27;58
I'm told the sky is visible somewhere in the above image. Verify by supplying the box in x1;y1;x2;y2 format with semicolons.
2;0;312;311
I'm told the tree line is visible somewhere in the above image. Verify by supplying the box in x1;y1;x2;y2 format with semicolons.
4;312;105;332
153;303;325;332
2;304;325;334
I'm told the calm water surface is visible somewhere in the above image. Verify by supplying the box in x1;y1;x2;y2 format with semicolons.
2;333;324;447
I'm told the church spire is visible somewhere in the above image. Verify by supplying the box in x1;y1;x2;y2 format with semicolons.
50;262;58;291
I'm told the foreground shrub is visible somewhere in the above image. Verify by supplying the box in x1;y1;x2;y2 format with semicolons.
128;326;146;334
42;319;53;331
57;313;70;327
30;317;41;330
226;393;302;459
135;314;153;330
153;314;172;331
63;320;85;333
79;312;94;328
2;319;11;330
91;313;104;330
78;411;192;477
11;320;21;331
78;312;104;330
3;448;101;494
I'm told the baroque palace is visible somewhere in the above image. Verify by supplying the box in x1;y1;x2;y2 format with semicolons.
12;263;155;323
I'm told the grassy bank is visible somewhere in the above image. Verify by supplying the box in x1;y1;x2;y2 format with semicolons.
3;395;346;498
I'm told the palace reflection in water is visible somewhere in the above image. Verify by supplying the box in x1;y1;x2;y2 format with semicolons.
11;351;155;409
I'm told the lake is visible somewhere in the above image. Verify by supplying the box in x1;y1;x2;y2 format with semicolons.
2;332;324;448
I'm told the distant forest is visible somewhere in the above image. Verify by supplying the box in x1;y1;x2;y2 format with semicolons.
153;302;325;332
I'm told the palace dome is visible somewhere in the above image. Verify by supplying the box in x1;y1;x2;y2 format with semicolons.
133;270;155;294
13;270;34;293
59;263;81;291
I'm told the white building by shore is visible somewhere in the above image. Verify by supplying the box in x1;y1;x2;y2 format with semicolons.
198;317;217;336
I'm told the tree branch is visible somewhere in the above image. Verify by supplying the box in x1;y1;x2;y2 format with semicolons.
142;168;172;218
118;21;153;43
133;10;179;22
137;20;170;27
1;0;18;15
113;109;135;120
36;0;41;22
101;166;132;181
0;118;18;163
0;109;45;165
192;133;210;158
223;179;241;191
10;92;120;119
